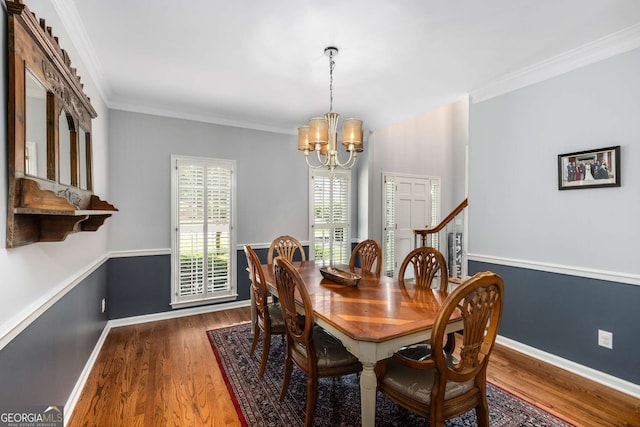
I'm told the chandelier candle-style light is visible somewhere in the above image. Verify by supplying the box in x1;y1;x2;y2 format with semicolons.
298;47;363;171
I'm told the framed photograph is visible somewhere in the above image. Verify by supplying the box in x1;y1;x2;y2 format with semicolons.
558;146;620;190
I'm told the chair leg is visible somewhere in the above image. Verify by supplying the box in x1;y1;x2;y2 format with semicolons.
249;321;260;356
475;400;490;427
258;328;271;378
304;375;318;427
475;372;490;427
280;350;292;402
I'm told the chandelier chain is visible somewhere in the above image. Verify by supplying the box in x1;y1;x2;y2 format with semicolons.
329;52;335;112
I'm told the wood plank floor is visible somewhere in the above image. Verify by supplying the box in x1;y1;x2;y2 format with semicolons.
67;307;639;426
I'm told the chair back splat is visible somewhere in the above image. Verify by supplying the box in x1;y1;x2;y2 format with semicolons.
267;235;306;264
349;239;382;276
399;246;448;291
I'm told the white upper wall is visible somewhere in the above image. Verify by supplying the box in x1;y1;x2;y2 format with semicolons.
368;97;469;243
0;3;110;339
469;47;640;277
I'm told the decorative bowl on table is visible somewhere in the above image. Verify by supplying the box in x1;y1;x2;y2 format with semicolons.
319;266;361;287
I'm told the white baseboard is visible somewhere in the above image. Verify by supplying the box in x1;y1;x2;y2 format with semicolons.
496;335;640;399
64;323;110;426
108;299;251;328
64;299;251;424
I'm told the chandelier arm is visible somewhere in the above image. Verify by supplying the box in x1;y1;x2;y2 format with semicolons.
304;151;329;169
333;150;356;169
316;148;331;166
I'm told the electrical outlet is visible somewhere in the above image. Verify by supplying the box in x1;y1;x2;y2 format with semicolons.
101;298;106;313
598;329;613;349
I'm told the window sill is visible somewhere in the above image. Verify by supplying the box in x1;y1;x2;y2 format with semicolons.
170;294;239;310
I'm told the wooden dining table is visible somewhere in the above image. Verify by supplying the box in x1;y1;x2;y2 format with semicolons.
255;260;463;427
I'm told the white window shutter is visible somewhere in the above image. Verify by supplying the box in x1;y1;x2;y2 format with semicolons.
311;170;350;264
172;156;236;307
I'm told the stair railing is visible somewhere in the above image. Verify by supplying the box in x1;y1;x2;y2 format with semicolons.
414;198;468;281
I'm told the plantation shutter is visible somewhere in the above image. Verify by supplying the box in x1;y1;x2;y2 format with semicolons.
311;170;350;264
430;180;440;249
172;156;236;307
383;176;396;277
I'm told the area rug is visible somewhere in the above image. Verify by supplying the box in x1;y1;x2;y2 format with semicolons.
207;323;573;426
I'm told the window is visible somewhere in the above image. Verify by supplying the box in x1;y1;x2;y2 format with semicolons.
171;155;236;308
310;170;350;264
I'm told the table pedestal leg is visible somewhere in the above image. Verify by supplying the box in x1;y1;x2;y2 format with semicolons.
360;361;377;427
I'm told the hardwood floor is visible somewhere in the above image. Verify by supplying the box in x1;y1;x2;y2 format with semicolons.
67;307;639;426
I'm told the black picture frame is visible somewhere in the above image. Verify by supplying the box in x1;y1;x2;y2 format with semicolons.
558;146;620;190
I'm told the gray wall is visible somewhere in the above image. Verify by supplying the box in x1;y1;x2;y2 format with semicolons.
468;48;640;383
107;110;310;250
469;261;639;384
0;264;108;405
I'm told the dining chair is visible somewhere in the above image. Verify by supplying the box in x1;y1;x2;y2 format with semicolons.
349;239;382;275
273;256;362;427
398;246;449;291
376;271;504;426
395;246;455;363
244;245;286;377
267;235;306;264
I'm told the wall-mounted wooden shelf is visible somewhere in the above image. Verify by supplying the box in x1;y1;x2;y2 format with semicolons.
8;178;118;247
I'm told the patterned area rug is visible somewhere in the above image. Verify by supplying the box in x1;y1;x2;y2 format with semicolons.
207;323;573;426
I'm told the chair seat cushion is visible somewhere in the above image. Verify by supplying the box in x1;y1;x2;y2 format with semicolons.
296;326;359;368
395;341;432;361
267;302;286;328
380;356;474;405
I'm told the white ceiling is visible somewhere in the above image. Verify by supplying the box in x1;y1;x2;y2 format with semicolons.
58;0;640;133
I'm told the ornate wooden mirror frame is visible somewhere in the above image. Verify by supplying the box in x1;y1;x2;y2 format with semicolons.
6;0;117;247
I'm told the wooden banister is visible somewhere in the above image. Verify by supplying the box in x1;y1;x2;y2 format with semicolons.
414;198;468;246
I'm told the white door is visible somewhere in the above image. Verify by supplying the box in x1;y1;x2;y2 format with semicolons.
383;174;440;278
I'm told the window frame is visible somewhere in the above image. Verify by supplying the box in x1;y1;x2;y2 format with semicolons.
309;168;351;265
170;155;237;308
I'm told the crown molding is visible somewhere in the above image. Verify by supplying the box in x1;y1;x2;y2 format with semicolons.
50;0;111;102
470;23;640;103
110;102;298;136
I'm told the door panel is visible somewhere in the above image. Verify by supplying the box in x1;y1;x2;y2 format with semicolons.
394;176;431;279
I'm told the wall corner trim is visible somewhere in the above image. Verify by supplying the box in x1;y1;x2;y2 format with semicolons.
496;335;640;399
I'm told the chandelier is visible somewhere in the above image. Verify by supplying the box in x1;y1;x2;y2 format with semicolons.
297;46;363;171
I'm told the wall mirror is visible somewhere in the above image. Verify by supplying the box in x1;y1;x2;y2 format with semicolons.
58;109;73;186
6;0;117;248
25;70;47;179
79;128;89;190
